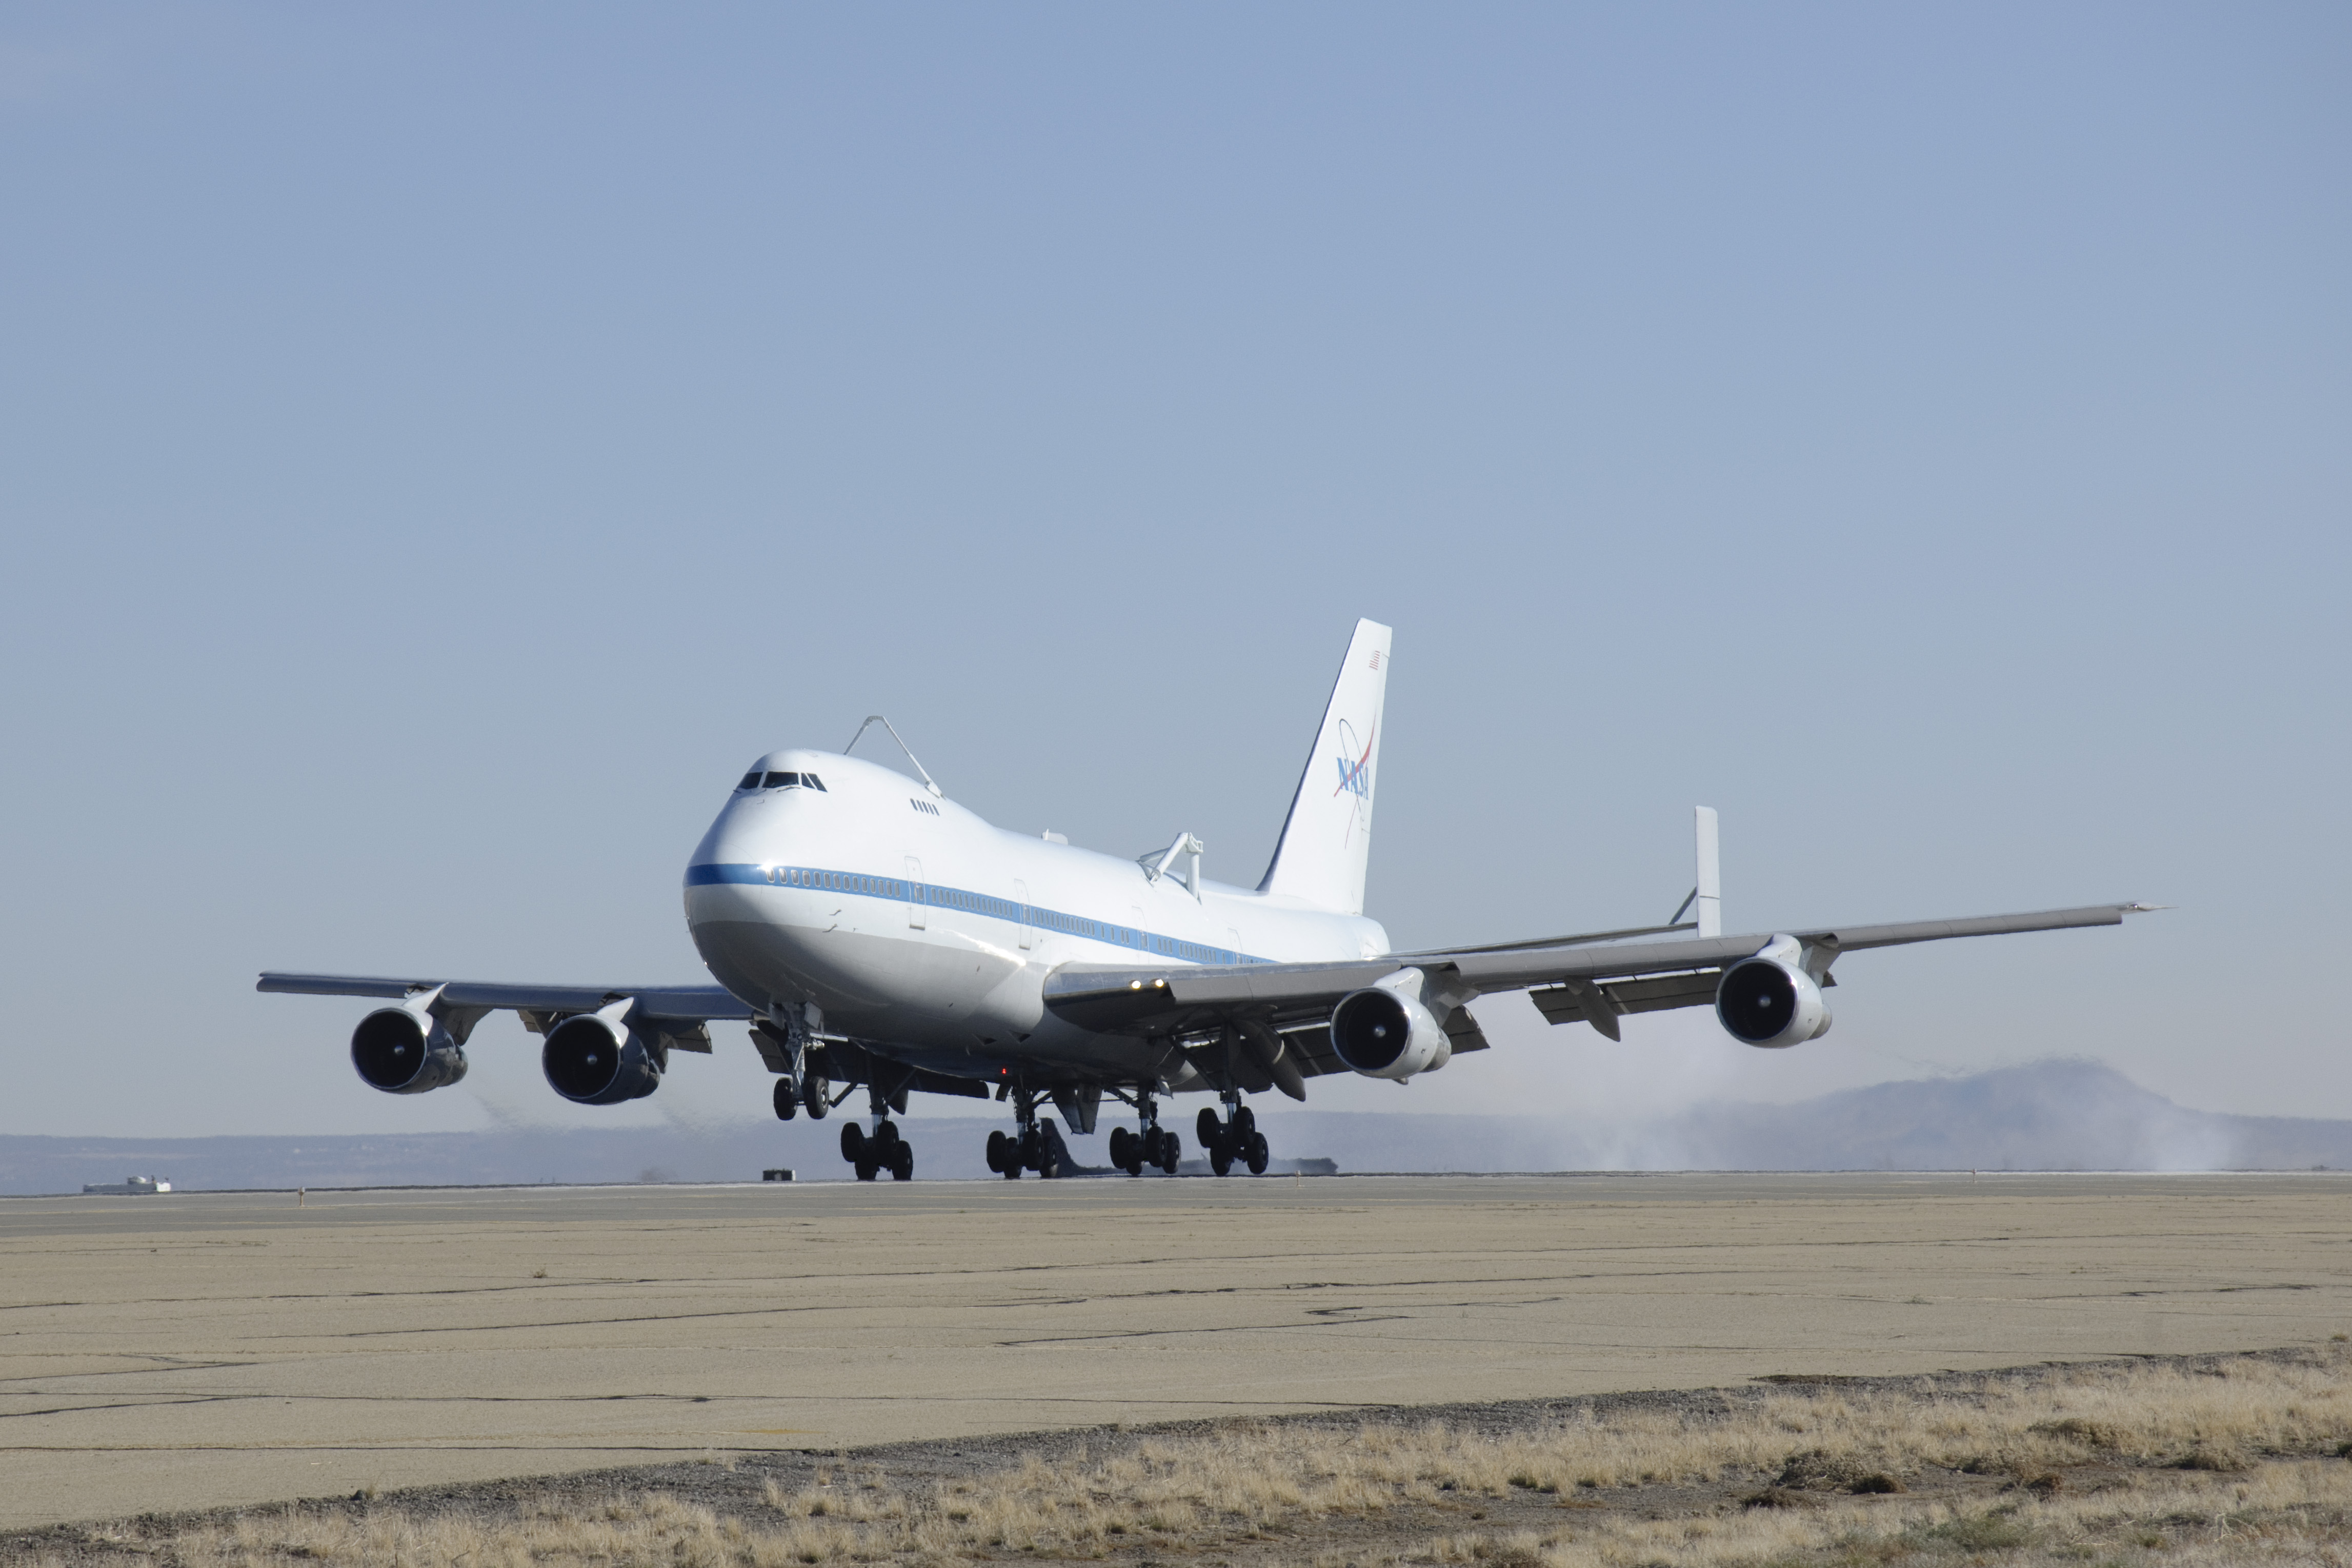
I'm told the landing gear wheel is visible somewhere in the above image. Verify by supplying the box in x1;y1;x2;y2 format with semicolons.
773;1078;798;1120
872;1119;899;1154
1109;1127;1133;1169
1197;1107;1223;1147
839;1123;866;1162
889;1143;913;1181
1158;1131;1182;1175
1210;1141;1234;1177
1245;1129;1270;1175
802;1074;830;1119
1233;1104;1257;1138
986;1130;1011;1174
854;1158;878;1181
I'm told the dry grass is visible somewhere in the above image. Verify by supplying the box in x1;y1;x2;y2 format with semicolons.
34;1352;2352;1568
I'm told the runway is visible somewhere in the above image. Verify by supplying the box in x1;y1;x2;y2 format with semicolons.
3;1172;2347;1529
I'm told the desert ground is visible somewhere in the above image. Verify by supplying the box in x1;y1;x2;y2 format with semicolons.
2;1173;2346;1538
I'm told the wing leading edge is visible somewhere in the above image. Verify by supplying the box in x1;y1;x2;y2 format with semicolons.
256;972;751;1055
1040;902;2148;1073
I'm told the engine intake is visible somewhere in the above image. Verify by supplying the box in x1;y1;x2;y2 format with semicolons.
541;1012;663;1104
1330;973;1452;1080
350;1007;468;1094
1715;939;1832;1048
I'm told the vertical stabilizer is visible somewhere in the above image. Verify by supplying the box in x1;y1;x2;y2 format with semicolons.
1257;620;1392;915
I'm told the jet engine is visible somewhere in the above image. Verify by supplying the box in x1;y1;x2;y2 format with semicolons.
350;1005;469;1094
1714;937;1833;1048
1330;973;1452;1081
541;1012;664;1104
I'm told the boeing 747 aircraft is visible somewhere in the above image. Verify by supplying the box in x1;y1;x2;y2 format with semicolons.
262;620;2147;1180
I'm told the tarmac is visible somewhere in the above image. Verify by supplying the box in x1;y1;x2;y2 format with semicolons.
3;1172;2348;1530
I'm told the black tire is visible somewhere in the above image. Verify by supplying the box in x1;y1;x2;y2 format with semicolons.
1210;1143;1233;1177
803;1075;829;1119
855;1159;878;1181
1108;1127;1133;1168
773;1078;798;1120
1140;1127;1162;1166
1159;1131;1182;1175
840;1122;866;1162
986;1130;1010;1173
1245;1130;1270;1175
890;1144;913;1181
873;1119;899;1153
1124;1153;1144;1177
1233;1104;1256;1138
1018;1127;1041;1171
1002;1161;1022;1179
1197;1107;1222;1147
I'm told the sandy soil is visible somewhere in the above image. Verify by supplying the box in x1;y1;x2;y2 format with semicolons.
2;1172;2346;1531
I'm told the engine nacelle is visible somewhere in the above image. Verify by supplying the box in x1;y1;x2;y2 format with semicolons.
1714;937;1833;1048
541;1011;663;1104
1330;971;1452;1081
350;1006;469;1094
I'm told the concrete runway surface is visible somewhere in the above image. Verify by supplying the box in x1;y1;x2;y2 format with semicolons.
4;1172;2348;1529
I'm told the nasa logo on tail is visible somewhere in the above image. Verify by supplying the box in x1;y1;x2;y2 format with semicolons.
1332;718;1375;842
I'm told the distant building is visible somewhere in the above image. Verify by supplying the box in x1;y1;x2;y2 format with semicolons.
82;1176;171;1195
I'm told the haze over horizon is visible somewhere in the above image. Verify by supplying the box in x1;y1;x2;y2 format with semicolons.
2;4;2344;1139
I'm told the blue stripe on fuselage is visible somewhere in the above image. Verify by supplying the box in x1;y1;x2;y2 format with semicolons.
684;861;1270;967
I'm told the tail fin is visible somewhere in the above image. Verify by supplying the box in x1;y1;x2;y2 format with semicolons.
1257;619;1393;915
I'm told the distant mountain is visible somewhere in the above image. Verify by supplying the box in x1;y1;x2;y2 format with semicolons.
4;1060;2344;1195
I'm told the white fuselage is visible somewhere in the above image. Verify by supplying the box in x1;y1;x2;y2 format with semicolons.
682;751;1389;1086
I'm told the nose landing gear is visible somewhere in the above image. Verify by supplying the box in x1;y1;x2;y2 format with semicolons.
1198;1096;1270;1176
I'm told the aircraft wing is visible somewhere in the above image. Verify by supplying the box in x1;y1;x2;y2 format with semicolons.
1041;902;2147;1089
256;973;751;1051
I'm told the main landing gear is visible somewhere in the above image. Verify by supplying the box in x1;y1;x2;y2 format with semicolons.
1197;1096;1270;1176
839;1118;913;1181
985;1087;1070;1179
1107;1092;1181;1176
839;1081;913;1181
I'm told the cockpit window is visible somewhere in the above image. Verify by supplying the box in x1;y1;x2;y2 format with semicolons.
739;770;825;792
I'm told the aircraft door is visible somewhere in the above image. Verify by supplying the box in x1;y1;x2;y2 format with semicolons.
906;857;925;929
1015;880;1034;949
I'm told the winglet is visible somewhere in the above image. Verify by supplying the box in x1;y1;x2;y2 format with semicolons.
1694;807;1721;938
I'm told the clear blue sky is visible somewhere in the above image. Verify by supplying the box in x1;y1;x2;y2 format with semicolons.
2;4;2344;1139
